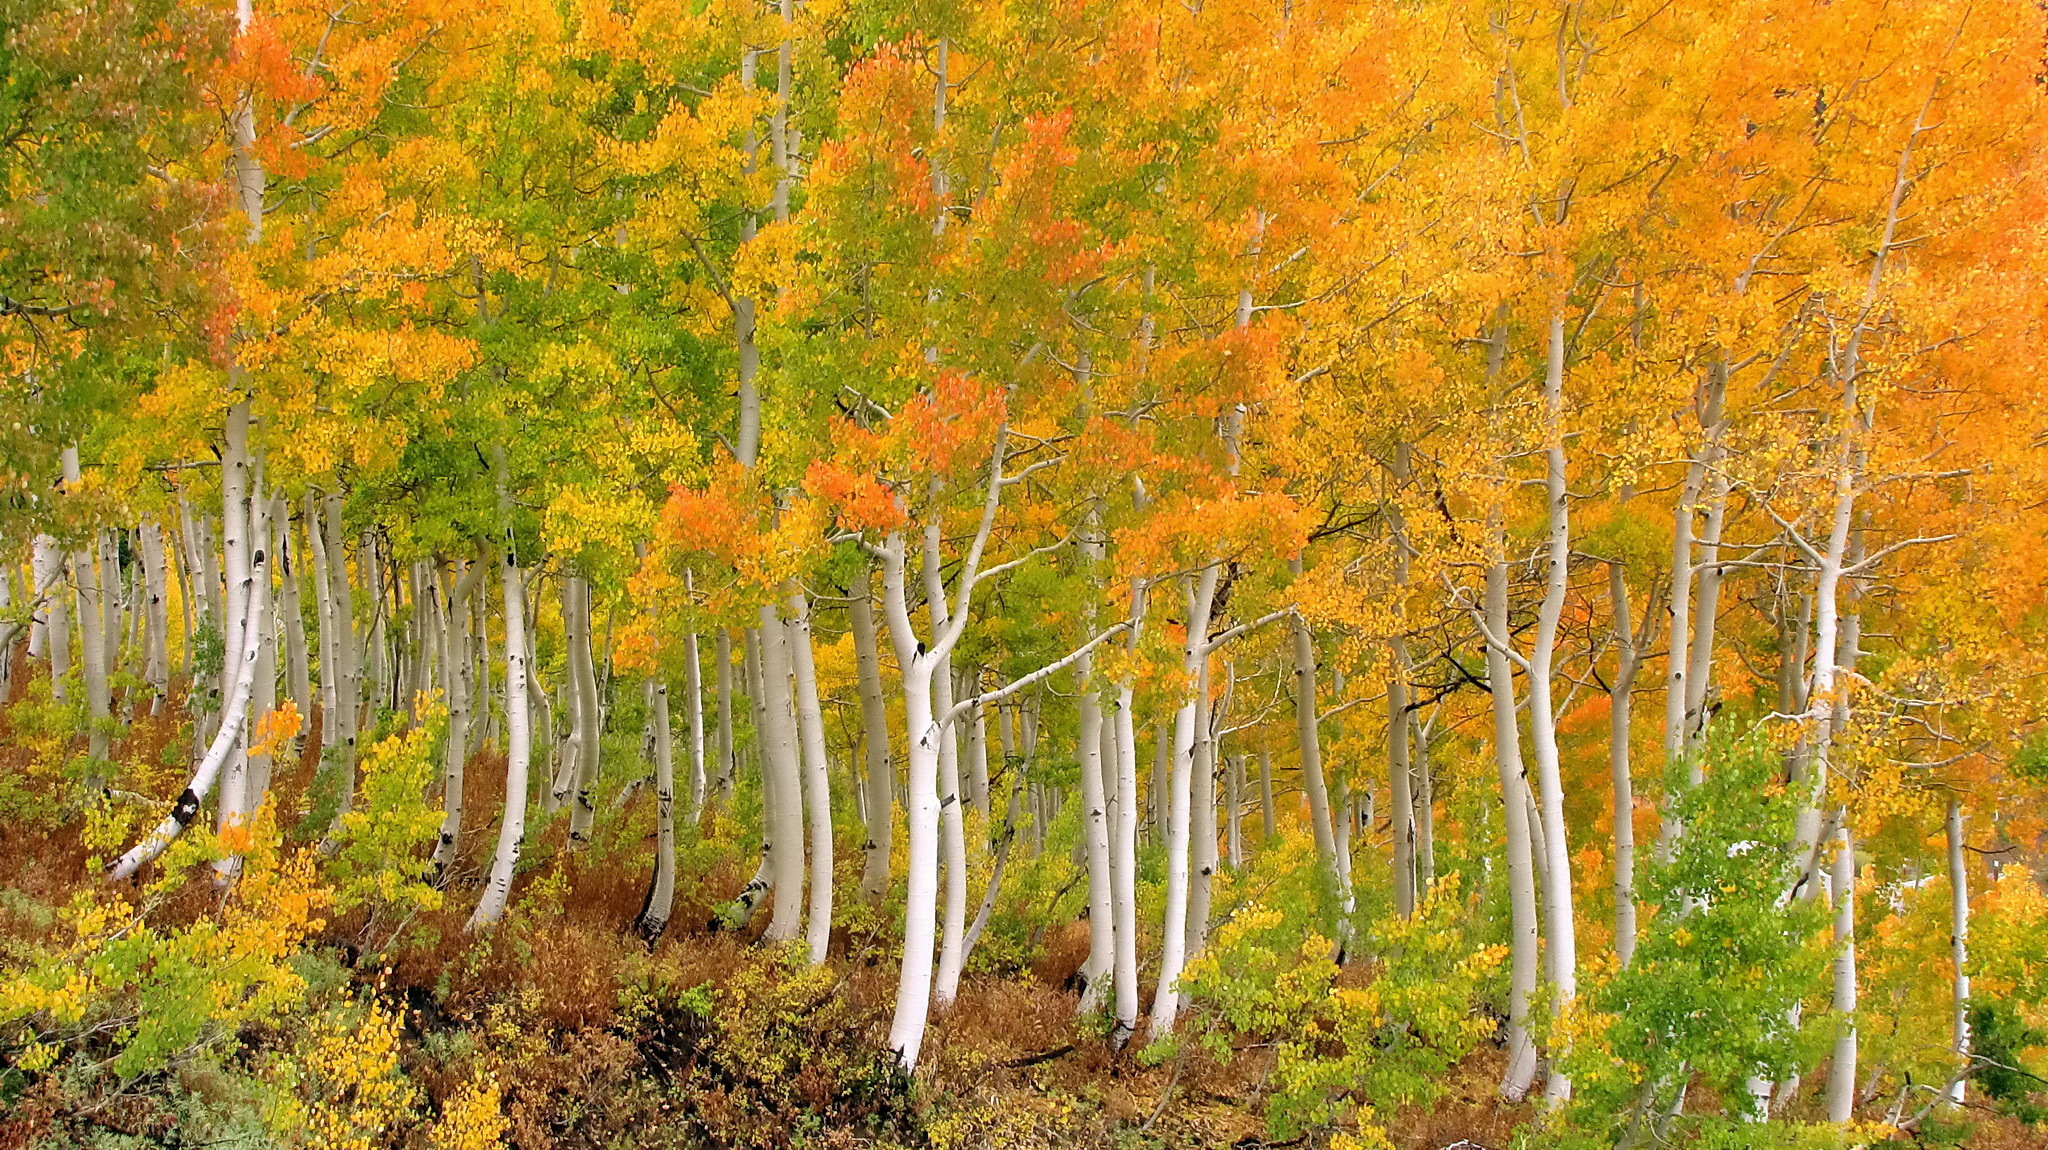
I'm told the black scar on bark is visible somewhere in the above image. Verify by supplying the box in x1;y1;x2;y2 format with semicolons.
170;788;201;828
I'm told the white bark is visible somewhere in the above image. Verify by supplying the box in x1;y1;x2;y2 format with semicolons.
322;491;359;813
787;586;835;965
1077;661;1112;1012
62;448;110;765
1946;797;1969;1107
756;609;807;943
1610;562;1641;968
109;517;268;882
433;558;483;874
469;449;532;930
277;501;309;733
1527;313;1578;1103
214;413;252;838
1288;559;1346;928
715;628;736;804
852;560;894;899
1486;556;1541;1101
1825;822;1858;1122
565;575;603;840
140;520;171;709
638;669;678;940
308;493;335;746
1149;566;1218;1035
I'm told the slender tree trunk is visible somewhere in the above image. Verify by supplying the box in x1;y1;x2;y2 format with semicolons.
1388;659;1415;919
469;448;532;930
1826;822;1859;1122
1610;562;1640;968
1487;556;1542;1102
1111;677;1143;1041
323;490;359;815
245;474;276;816
1259;749;1275;842
1226;754;1244;868
565;575;603;840
434;558;482;875
852;561;895;898
1946;797;1970;1106
877;533;943;1067
757;609;808;944
309;493;336;746
277;500;309;734
108;519;269;882
715;628;736;805
637;667;678;940
1288;559;1346;929
1186;656;1219;960
684;571;707;818
1526;312;1579;1104
1077;662;1113;1012
213;413;251;838
63;448;111;765
1150;567;1218;1035
787;586;835;965
140;519;171;712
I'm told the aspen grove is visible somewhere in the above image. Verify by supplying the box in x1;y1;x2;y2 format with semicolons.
4;0;2048;1146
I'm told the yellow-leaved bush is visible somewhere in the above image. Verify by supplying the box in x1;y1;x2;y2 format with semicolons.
0;802;328;1078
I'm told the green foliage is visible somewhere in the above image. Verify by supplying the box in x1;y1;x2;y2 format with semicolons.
324;707;448;921
1972;999;2048;1125
1181;873;1503;1143
1559;723;1830;1137
0;809;329;1080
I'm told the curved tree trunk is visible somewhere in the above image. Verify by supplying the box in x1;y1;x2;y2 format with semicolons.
469;449;532;930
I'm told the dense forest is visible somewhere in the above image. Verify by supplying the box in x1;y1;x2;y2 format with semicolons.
4;0;2047;1146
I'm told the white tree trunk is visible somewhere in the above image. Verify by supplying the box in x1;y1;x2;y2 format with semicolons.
1825;822;1858;1122
139;520;171;711
1149;567;1218;1035
756;610;808;943
1077;663;1112;1012
434;558;482;874
565;575;603;840
308;493;336;746
1287;561;1346;928
1111;677;1142;1039
277;500;309;734
1947;797;1969;1106
62;448;111;765
715;628;736;804
852;560;894;899
213;413;252;839
110;515;269;882
469;450;532;929
322;491;359;814
1609;562;1641;969
638;669;678;940
1486;557;1542;1101
787;586;835;965
1526;312;1578;1104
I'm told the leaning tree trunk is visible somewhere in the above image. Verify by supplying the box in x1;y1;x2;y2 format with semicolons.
110;505;269;882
